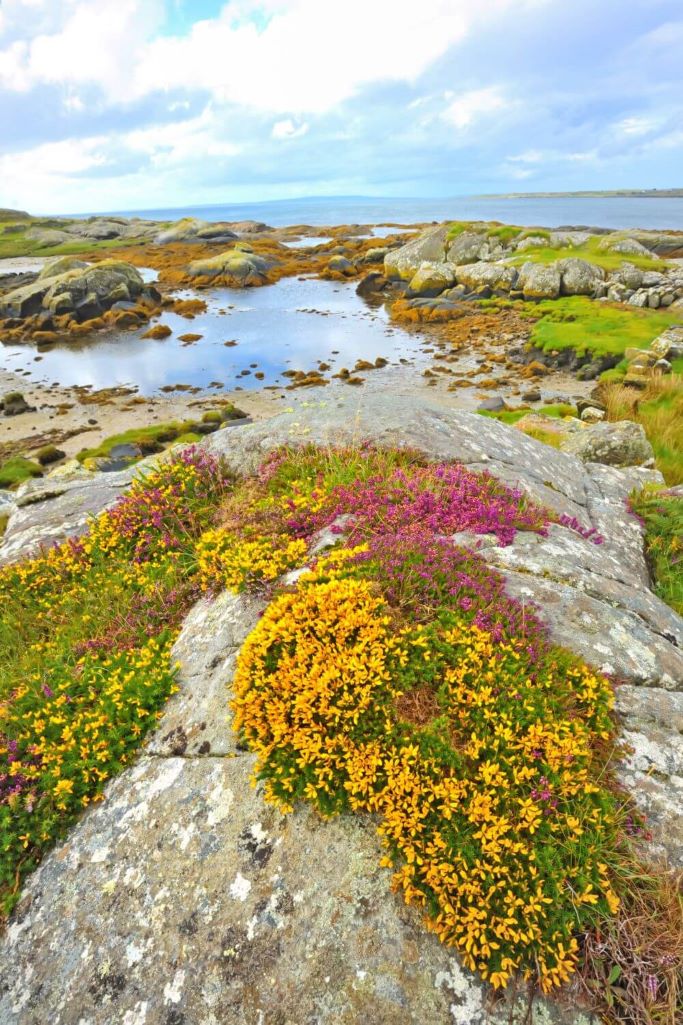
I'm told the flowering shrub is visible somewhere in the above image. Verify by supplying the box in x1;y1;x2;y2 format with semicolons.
0;450;230;915
225;445;663;1000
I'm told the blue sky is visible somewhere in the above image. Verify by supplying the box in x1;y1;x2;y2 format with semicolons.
0;0;681;214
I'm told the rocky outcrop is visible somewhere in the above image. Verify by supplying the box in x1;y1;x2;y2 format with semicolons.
187;249;270;285
155;217;238;245
446;231;503;265
1;394;681;1025
0;260;147;321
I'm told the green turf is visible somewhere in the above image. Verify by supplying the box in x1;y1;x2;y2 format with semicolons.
530;297;681;358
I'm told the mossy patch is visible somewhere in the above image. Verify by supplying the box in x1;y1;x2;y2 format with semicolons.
509;234;665;272
530;297;681;358
0;456;43;489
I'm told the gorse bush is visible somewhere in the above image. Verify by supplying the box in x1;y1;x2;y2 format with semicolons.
224;446;628;993
0;449;231;914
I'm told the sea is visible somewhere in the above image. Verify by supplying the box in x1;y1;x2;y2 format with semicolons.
88;195;683;232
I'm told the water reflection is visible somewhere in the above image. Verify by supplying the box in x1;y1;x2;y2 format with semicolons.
1;278;426;394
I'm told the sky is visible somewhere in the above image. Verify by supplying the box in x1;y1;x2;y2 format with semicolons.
0;0;681;215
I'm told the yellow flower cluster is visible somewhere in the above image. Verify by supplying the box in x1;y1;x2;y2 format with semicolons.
232;579;621;993
195;528;307;591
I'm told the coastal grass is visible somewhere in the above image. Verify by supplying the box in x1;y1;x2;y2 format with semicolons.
629;486;683;615
601;374;683;485
528;297;681;358
0;230;131;261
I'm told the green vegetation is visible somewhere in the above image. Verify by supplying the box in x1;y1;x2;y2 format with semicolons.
0;227;129;261
630;488;683;615
529;297;681;358
0;457;42;489
478;402;576;425
76;405;242;465
0;452;230;917
602;373;683;485
509;234;665;272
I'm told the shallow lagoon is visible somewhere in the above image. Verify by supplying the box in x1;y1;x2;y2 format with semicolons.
0;277;428;394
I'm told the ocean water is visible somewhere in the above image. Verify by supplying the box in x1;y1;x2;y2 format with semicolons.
95;195;683;232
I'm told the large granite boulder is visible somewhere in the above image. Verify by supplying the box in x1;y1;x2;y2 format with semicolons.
1;395;681;1024
383;226;449;279
406;261;455;297
0;260;146;320
517;261;562;299
454;261;517;293
24;227;73;247
558;258;605;296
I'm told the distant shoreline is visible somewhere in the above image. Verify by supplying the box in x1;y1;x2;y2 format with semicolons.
472;189;683;200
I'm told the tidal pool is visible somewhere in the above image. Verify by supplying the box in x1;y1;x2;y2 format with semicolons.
1;277;428;394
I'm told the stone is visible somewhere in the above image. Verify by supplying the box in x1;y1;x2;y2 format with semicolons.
454;261;517;293
560;420;654;467
515;235;550;251
383;226;450;279
651;327;683;360
477;395;507;412
518;261;562;299
406;261;455;297
24;227;73;247
361;246;389;264
188;250;270;286
356;272;390;298
549;231;591;248
445;231;492;265
36;257;89;280
598;237;656;258
558;258;605;296
609;263;644;290
1;391;33;416
628;291;649;308
327;255;355;275
155;216;208;244
579;406;606;423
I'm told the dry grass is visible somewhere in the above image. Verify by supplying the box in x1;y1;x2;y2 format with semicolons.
580;863;683;1025
601;373;683;485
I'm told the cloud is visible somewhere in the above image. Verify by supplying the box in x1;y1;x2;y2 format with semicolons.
0;0;682;211
442;87;509;129
272;119;309;140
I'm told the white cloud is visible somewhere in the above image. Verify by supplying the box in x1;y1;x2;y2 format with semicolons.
272;119;309;139
442;86;508;129
615;115;661;137
0;0;536;113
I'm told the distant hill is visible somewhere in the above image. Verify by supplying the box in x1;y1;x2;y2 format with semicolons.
0;208;31;221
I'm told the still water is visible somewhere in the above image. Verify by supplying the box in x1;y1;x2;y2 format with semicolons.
1;277;427;394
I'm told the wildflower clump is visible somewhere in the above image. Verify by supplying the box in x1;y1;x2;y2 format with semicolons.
0;449;231;915
220;445;671;1003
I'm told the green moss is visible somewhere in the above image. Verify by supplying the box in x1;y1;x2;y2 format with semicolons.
0;457;43;489
478;403;576;426
445;221;476;240
486;225;522;244
509;234;664;272
531;297;681;358
201;410;223;424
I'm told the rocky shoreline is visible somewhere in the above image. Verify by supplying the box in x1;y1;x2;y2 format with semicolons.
0;212;681;494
